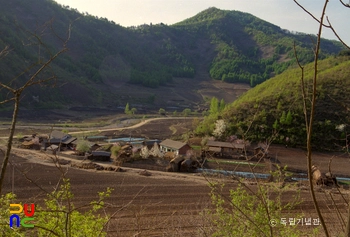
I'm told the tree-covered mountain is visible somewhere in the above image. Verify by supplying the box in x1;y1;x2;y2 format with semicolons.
196;55;350;149
174;7;343;86
0;0;345;109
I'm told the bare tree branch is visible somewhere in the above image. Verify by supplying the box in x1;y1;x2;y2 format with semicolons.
294;0;332;236
339;0;350;7
326;17;350;50
0;20;71;195
293;0;331;28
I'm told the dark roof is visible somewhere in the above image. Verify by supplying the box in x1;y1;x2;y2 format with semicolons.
207;140;245;149
207;141;234;148
160;139;188;150
62;137;77;145
50;130;69;139
92;151;111;157
47;130;76;145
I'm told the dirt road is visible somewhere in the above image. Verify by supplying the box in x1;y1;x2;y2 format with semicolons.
0;116;196;139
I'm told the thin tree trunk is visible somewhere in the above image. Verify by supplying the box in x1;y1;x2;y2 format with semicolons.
0;93;20;194
305;1;329;236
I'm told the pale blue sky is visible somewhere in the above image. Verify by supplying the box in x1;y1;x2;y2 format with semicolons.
54;0;350;43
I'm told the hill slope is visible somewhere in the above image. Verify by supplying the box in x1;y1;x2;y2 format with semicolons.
174;7;343;86
0;1;345;111
197;56;350;149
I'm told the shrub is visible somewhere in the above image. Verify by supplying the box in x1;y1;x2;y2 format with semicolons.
0;193;24;236
204;176;309;237
32;179;111;236
76;140;90;153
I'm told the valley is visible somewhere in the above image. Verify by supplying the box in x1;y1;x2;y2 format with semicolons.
1;116;349;236
0;1;349;236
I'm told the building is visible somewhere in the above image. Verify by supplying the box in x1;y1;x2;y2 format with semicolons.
159;139;191;156
88;151;111;161
44;130;77;150
207;140;246;157
206;141;234;156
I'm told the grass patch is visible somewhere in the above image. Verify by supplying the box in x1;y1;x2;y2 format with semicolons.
207;159;265;167
191;145;201;150
338;180;350;185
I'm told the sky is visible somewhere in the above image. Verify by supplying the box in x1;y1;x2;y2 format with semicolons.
54;0;350;43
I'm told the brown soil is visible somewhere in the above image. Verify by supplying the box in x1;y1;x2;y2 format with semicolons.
102;118;194;140
2;148;348;236
1;118;350;236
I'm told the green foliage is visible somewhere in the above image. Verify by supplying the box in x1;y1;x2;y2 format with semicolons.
285;111;293;126
219;99;225;111
199;56;350;149
0;193;24;236
207;180;303;237
0;2;344;109
209;97;219;115
279;111;286;125
175;7;343;87
195;97;226;136
33;179;110;236
111;145;122;157
0;180;111;236
182;108;191;117
158;108;166;115
76;140;90;153
130;107;137;115
16;132;24;140
124;103;131;115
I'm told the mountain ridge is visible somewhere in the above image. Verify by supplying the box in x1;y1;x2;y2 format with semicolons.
0;1;345;112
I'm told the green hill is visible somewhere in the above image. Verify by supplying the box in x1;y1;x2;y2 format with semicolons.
197;55;350;150
0;1;345;110
175;7;343;86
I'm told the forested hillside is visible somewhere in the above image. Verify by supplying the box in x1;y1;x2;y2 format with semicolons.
0;0;345;109
175;7;343;86
196;55;350;149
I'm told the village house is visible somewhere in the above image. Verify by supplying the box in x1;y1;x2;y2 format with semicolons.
87;151;111;161
44;130;77;150
207;140;246;157
159;139;191;156
20;134;45;150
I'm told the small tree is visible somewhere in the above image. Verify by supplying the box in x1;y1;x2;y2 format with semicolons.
130;107;137;115
182;108;191;117
33;179;111;236
209;97;219;115
76;140;90;154
206;180;303;237
159;108;166;115
124;103;131;115
212;119;226;139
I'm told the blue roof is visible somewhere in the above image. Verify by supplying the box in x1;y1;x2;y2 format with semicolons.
105;137;144;143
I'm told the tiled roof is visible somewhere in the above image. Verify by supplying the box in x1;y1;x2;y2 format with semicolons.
207;140;245;149
207;141;234;148
160;139;187;150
